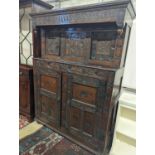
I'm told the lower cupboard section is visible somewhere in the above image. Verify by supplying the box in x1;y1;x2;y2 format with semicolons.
33;59;120;154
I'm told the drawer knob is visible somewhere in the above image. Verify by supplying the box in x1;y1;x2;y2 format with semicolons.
19;72;23;76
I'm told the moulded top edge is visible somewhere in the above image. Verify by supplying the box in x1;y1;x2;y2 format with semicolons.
30;0;136;19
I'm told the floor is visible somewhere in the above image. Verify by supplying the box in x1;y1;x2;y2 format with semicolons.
19;117;136;155
19;115;30;129
19;119;93;155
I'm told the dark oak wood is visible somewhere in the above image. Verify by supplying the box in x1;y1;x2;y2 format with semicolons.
30;0;135;27
19;64;34;121
31;0;135;154
33;59;123;154
32;23;131;69
19;0;53;121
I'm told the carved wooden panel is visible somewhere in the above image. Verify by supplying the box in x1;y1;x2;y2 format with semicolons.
40;75;57;93
70;107;81;130
45;30;60;55
91;30;117;61
72;83;97;105
69;107;95;137
40;94;57;122
41;29;60;58
64;73;107;140
83;111;95;136
61;30;91;60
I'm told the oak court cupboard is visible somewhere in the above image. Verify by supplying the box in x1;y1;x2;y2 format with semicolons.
30;0;135;154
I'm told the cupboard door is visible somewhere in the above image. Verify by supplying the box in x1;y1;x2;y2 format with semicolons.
35;68;61;128
62;73;108;149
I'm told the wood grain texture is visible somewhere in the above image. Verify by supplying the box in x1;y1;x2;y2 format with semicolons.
32;1;135;154
19;64;34;121
72;83;97;105
40;75;57;93
36;24;128;68
30;0;135;28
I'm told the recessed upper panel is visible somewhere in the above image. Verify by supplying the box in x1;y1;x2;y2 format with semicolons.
40;24;125;68
41;26;91;62
45;31;60;56
61;30;90;60
91;30;117;60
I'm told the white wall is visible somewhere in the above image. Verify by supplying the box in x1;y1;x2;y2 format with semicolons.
122;20;136;89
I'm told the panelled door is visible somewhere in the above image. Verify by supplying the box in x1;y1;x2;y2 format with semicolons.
35;67;61;128
62;73;108;149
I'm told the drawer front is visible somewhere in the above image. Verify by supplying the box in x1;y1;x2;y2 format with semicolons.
62;73;109;151
34;65;61;128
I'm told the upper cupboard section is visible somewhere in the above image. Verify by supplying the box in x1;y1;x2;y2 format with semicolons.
34;23;130;68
